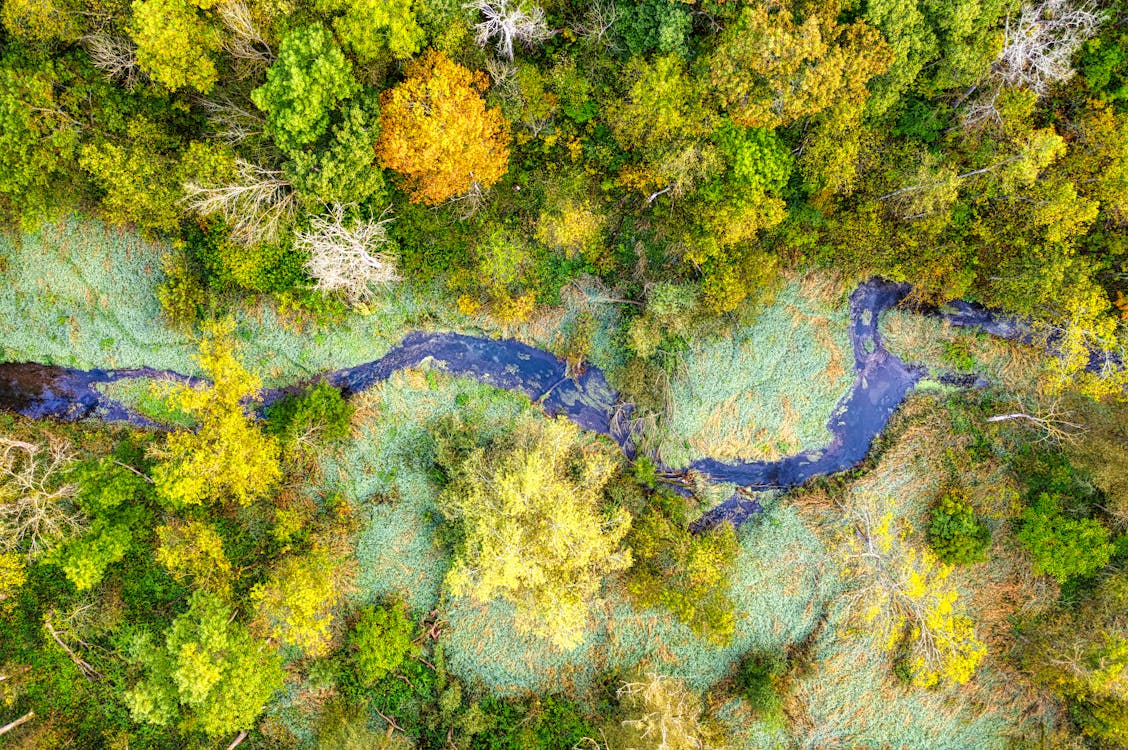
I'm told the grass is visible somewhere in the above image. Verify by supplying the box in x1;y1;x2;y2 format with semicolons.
652;277;854;468
0;217;626;385
880;309;1050;395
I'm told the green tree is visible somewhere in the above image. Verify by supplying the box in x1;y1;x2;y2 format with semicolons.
319;0;425;61
0;63;79;227
626;502;739;646
125;590;284;737
926;489;991;565
1;0;82;42
251;24;359;154
286;97;387;208
155;519;232;593
150;320;282;507
79;117;184;233
129;0;222;92
704;0;893;129
1021;571;1128;745
437;415;632;650
350;599;419;685
1017;493;1114;584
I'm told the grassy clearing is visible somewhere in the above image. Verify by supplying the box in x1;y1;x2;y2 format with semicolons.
653;276;854;468
880;309;1049;395
0;218;625;385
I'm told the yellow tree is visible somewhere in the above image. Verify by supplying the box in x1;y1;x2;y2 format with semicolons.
844;494;986;688
438;415;631;650
150;320;282;507
376;50;510;205
705;1;892;130
252;546;346;656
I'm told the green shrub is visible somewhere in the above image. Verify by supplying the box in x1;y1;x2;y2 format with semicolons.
350;599;419;686
1017;493;1115;584
941;340;976;372
735;650;787;725
188;220;306;294
265;380;355;447
625;497;739;646
157;249;206;330
927;490;990;565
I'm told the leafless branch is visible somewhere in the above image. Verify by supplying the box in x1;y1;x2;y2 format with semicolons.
183;159;296;245
997;0;1102;94
0;710;34;738
0;437;82;560
217;0;274;65
82;34;141;88
198;95;266;145
298;204;399;306
467;0;555;60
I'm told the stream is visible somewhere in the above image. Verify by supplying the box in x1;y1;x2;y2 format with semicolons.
0;278;1075;528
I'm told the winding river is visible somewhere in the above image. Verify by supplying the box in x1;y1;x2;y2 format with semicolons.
0;279;1071;527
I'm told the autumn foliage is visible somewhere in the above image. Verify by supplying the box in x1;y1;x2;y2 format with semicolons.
375;50;510;205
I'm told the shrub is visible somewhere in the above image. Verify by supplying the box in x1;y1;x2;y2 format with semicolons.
350;599;419;685
1017;493;1115;583
265;380;355;448
625;498;739;646
157;249;206;330
735;651;787;726
927;490;991;565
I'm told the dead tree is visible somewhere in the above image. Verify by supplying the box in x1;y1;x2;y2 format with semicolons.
467;0;554;60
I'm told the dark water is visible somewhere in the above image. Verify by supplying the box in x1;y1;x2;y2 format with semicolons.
0;278;1104;528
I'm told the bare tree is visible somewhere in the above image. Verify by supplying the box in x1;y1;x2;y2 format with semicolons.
576;0;619;51
298;204;399;306
987;397;1085;444
0;437;82;560
217;0;274;66
616;674;718;750
198;95;266;145
467;0;554;60
82;34;141;88
996;0;1103;95
183;159;297;245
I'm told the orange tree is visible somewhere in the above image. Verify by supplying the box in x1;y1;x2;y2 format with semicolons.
375;50;510;205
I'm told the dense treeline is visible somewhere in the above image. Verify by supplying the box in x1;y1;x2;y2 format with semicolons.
2;0;1128;746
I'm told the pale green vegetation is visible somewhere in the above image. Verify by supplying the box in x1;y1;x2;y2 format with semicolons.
0;218;627;381
880;308;1050;393
653;277;854;466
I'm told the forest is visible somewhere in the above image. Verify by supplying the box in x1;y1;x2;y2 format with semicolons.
0;0;1127;746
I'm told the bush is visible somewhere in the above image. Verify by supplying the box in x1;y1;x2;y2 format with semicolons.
157;249;206;330
625;494;739;646
351;599;419;685
265;380;354;447
1017;493;1115;584
927;490;990;565
187;220;307;294
735;651;787;725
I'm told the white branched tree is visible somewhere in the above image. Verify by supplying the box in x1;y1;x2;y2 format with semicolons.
997;0;1103;94
0;436;83;559
467;0;553;60
297;204;399;306
183;159;296;245
82;34;141;87
217;0;274;66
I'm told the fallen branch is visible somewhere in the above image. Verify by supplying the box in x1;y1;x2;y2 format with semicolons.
0;710;34;737
226;730;248;750
44;617;102;680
